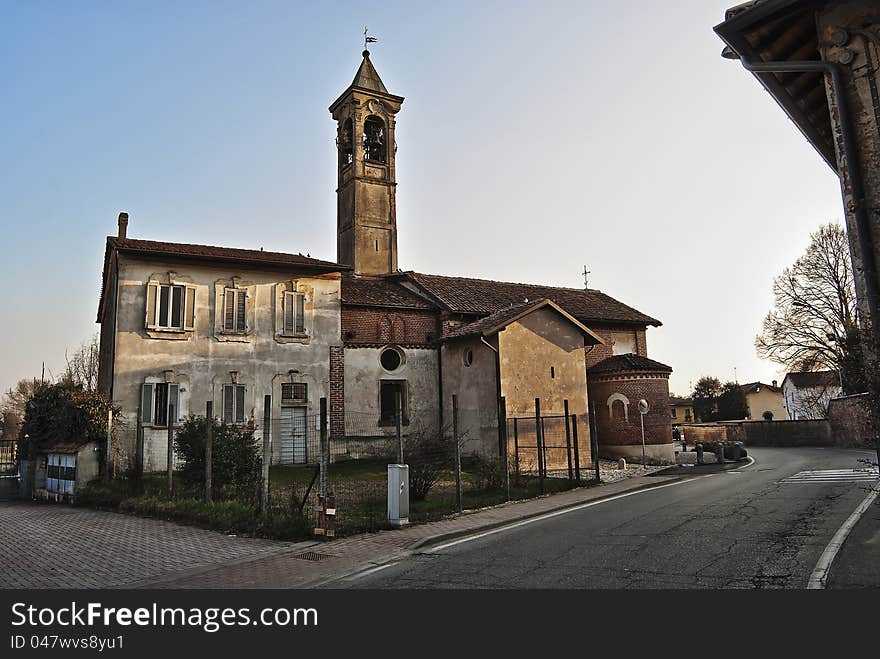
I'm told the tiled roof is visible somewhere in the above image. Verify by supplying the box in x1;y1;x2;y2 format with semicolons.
97;236;346;321
588;354;672;375
740;381;781;394
669;397;694;406
341;275;434;309
400;272;661;327
783;371;840;389
107;237;346;270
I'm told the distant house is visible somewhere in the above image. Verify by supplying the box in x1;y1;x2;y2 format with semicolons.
669;397;695;424
781;371;842;420
740;381;786;421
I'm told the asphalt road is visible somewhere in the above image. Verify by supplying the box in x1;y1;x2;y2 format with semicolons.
340;447;879;589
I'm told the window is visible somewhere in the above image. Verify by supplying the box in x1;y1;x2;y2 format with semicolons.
380;381;406;425
282;382;307;405
223;288;247;333
282;292;307;335
222;384;247;425
550;366;555;379
145;283;195;331
685;410;692;422
363;115;386;163
140;382;180;427
380;347;403;372
338;118;353;166
463;348;473;367
46;454;76;495
671;408;677;419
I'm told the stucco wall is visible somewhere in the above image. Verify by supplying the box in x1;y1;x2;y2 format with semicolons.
745;389;786;421
441;337;499;457
110;254;342;471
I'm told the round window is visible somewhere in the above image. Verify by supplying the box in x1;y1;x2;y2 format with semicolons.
380;347;403;371
463;348;474;367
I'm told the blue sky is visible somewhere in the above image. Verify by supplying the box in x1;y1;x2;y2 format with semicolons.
0;0;844;396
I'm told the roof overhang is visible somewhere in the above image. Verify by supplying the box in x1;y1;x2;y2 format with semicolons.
714;0;838;170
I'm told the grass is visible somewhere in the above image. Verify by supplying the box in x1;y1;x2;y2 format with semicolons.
76;458;593;540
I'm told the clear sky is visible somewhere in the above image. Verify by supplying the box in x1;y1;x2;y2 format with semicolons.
0;0;845;397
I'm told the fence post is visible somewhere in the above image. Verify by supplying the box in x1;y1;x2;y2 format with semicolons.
396;390;403;464
319;397;328;498
105;408;113;482
535;398;544;494
590;399;601;482
500;396;510;501
166;404;175;497
261;394;271;514
453;394;462;513
513;417;520;475
571;413;581;482
205;401;213;502
135;400;144;495
563;399;573;481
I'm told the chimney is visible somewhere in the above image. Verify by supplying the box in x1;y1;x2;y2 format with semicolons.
772;380;778;388
117;212;129;239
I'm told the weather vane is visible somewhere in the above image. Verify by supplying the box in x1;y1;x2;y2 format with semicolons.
364;26;378;52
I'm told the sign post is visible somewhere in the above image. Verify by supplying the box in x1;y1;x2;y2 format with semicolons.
638;399;650;465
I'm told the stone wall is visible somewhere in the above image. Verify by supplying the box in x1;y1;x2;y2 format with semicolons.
827;393;876;448
683;420;833;447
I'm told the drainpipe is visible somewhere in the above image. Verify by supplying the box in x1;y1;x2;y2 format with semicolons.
725;52;880;338
480;335;505;456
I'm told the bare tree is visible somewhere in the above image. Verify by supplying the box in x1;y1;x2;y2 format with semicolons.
756;223;861;390
0;379;40;439
62;334;100;392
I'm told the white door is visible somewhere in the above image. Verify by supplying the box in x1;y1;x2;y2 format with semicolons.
280;406;308;464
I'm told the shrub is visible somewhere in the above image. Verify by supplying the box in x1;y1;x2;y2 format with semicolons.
173;416;261;502
404;424;454;501
467;454;506;491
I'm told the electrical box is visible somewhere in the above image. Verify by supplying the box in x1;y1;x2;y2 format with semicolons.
387;464;409;527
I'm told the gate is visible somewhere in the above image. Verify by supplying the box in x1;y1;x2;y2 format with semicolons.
0;438;20;499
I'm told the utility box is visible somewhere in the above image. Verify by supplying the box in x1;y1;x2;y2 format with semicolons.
387;464;409;527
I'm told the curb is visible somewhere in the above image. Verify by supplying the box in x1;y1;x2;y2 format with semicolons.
408;476;683;551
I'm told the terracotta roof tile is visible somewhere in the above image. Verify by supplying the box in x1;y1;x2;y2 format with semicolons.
588;354;672;374
401;272;661;327
783;370;840;389
341;275;434;309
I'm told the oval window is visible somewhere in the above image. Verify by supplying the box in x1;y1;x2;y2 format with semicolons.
380;347;403;371
463;349;474;367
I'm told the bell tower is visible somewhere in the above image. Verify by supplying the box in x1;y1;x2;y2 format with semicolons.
330;49;404;276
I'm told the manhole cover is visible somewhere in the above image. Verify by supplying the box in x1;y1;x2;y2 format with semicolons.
293;551;334;562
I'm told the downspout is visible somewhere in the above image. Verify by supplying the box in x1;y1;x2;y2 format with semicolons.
728;53;880;338
480;335;504;455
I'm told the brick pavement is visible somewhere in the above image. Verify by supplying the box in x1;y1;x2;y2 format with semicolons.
0;502;296;588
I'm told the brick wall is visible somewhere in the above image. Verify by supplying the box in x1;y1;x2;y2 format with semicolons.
586;371;671;447
584;325;649;368
341;306;440;346
685;420;833;447
329;346;345;439
828;394;876;448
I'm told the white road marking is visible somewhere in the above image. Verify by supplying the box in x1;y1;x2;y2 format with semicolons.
425;475;715;554
343;561;399;582
780;468;878;484
807;481;880;589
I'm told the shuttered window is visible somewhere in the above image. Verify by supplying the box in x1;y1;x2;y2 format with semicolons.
282;291;306;335
222;384;247;424
223;288;247;333
140;382;180;427
146;283;196;331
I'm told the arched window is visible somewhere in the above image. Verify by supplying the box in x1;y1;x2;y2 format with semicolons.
363;115;386;163
338;118;353;167
762;411;774;421
611;400;627;421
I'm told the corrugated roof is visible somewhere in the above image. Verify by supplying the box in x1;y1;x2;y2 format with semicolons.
588;353;673;375
400;272;661;327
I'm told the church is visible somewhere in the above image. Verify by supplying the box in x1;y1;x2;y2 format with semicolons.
96;49;675;473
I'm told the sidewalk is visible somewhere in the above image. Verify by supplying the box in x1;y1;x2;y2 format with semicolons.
142;473;681;589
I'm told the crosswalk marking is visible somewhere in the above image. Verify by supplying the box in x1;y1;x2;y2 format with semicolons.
780;468;879;484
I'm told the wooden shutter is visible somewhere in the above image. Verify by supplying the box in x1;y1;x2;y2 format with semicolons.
184;286;196;331
222;385;234;424
140;383;154;425
236;290;247;332
145;283;158;329
295;293;305;334
235;385;246;424
283;292;295;334
169;384;180;426
223;288;235;332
